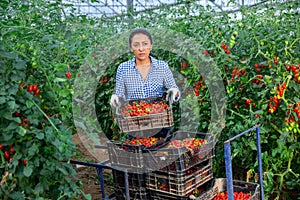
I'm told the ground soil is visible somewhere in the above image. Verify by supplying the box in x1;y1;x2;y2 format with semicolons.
72;133;114;200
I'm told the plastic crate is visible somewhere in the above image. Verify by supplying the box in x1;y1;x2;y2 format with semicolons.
108;141;145;169
107;135;172;170
145;131;214;172
146;159;213;196
115;97;173;132
114;185;150;200
112;169;146;188
149;179;213;200
196;178;260;200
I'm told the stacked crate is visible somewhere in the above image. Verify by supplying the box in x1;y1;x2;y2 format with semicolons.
108;137;167;200
109;97;174;199
110;97;216;199
112;169;148;200
145;131;215;199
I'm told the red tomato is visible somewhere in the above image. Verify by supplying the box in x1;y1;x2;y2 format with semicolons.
27;85;33;92
23;160;28;165
4;150;10;160
32;84;38;91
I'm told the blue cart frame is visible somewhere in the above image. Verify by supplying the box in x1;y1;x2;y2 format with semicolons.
70;159;130;200
224;124;265;200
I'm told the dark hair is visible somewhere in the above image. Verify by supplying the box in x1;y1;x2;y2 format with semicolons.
129;28;153;47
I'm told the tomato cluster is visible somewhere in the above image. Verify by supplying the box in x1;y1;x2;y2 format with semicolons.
167;138;206;150
13;111;30;127
0;144;27;165
180;61;189;70
268;82;287;113
213;191;251;200
100;76;109;84
286;65;300;84
285;102;300;125
251;74;264;85
20;82;41;96
221;43;230;54
273;56;279;65
253;63;268;73
230;66;247;83
121;101;168;117
122;137;161;147
193;77;206;96
244;99;256;109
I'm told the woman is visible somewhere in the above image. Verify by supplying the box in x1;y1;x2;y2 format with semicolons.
110;28;180;107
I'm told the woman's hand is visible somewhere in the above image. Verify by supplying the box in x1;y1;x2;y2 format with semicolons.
166;88;180;105
110;94;121;108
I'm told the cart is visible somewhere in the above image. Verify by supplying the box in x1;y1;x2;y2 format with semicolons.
71;95;264;200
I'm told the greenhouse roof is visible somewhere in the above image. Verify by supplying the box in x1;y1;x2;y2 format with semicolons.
63;0;267;18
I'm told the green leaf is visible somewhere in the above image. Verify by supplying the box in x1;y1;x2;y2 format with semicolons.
18;126;26;136
28;145;38;156
54;63;68;72
0;51;17;59
7;100;16;110
0;96;6;104
35;131;44;140
5;122;18;130
23;165;33;177
9;191;25;200
59;89;71;97
60;99;69;105
26;100;34;108
53;77;67;82
15;60;26;70
3;132;14;141
34;182;44;194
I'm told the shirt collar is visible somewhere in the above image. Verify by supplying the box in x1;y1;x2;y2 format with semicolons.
130;56;159;68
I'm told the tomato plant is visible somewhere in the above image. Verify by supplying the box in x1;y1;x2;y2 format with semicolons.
1;0;299;199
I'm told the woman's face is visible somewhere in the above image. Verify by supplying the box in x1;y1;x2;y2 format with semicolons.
130;33;152;62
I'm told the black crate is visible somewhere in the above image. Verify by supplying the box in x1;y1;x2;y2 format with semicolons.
108;141;145;169
108;134;172;170
146;159;213;196
196;178;260;200
114;185;149;200
112;169;146;188
145;131;214;172
115;97;173;133
149;179;213;200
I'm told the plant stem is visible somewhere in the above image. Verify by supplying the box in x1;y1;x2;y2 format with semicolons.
32;100;59;133
270;122;283;134
228;108;246;120
0;22;43;35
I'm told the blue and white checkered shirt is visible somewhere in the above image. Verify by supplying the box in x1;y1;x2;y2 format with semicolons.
115;56;179;100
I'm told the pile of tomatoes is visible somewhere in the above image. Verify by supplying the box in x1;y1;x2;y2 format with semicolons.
213;191;252;200
121;101;169;117
166;138;206;150
122;137;162;147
